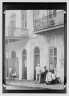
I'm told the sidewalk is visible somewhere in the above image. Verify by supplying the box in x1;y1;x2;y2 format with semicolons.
6;79;65;90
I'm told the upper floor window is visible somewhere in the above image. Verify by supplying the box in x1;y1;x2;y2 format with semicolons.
21;10;27;30
53;10;57;17
33;10;39;19
9;13;16;36
49;10;57;19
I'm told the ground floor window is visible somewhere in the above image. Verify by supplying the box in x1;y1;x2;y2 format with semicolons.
49;47;57;71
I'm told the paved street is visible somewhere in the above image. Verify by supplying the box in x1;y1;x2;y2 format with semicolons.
3;84;66;93
5;84;43;90
2;79;66;93
5;79;65;90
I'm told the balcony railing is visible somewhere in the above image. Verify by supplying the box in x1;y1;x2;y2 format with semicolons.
34;11;64;32
6;28;29;37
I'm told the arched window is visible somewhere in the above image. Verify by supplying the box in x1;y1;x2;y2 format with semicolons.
22;49;27;56
34;47;40;65
34;47;40;55
11;51;16;59
10;13;16;36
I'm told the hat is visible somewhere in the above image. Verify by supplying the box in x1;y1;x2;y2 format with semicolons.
44;66;46;68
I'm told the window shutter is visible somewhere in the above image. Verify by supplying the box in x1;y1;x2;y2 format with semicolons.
49;48;54;65
54;48;57;68
49;47;57;71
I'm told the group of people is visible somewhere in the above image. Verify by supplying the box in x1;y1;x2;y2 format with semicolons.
35;64;61;84
8;65;61;84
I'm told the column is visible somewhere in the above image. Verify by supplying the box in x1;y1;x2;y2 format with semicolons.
18;52;22;80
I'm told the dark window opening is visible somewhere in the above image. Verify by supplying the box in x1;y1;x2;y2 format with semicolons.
53;10;56;17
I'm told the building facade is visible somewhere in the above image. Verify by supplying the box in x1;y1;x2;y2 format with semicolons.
5;10;64;83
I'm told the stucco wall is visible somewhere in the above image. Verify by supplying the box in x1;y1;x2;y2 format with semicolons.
29;27;64;82
5;28;64;82
5;10;21;36
5;10;64;82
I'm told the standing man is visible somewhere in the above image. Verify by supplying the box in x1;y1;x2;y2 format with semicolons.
44;66;48;79
41;66;48;83
35;64;41;84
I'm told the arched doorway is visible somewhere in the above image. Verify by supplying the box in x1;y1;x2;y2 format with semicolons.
22;49;27;79
34;47;40;80
11;51;19;78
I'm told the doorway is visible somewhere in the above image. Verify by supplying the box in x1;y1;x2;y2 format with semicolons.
34;47;40;80
22;49;27;79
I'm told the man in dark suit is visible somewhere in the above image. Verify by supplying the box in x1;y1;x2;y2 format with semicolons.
41;66;48;83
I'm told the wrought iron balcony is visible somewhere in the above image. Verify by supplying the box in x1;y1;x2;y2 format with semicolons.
5;28;29;43
33;11;64;32
6;28;29;37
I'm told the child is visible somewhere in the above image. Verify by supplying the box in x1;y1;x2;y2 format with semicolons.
45;71;52;85
51;70;56;84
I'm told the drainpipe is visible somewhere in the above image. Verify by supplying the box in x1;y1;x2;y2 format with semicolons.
7;14;9;78
52;10;54;71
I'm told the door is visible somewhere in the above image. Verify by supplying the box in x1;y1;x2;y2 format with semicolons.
11;51;16;72
34;47;40;80
22;49;27;79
